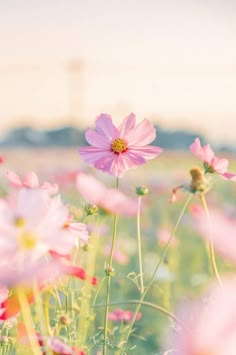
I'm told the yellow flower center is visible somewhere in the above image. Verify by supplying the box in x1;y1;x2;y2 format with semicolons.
14;217;26;228
111;138;128;153
18;230;37;250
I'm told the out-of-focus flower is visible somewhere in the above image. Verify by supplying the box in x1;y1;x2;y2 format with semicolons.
191;205;236;264
47;337;86;355
76;172;138;216
0;189;85;261
170;279;236;355
0;156;4;164
157;228;178;248
189;138;236;180
6;170;59;194
0;286;9;318
0;188;93;287
108;309;142;323
104;244;129;265
79;113;162;177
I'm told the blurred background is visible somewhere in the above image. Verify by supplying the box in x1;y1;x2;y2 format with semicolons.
0;0;236;148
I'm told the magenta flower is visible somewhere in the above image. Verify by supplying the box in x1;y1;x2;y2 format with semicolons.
108;309;142;323
79;113;162;177
189;137;236;180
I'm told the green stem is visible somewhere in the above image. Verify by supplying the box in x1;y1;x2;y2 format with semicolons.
137;196;144;294
103;177;119;355
17;288;42;355
199;193;223;289
119;193;193;354
44;291;52;336
83;277;106;341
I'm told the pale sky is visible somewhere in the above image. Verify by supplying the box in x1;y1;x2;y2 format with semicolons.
0;0;236;142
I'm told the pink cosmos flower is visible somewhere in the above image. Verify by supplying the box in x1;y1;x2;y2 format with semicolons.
0;188;91;287
189;137;236;180
171;279;236;355
6;170;58;194
108;309;142;323
79;113;162;177
76;172;138;216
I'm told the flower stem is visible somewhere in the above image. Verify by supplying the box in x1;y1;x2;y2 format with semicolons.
17;288;42;355
199;193;223;289
137;196;144;294
103;177;119;355
119;193;193;354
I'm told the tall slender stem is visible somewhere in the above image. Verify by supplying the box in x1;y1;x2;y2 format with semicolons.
103;177;119;355
137;196;144;294
17;288;42;355
119;193;193;354
199;193;223;289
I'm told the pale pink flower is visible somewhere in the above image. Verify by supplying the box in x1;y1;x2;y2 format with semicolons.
6;170;58;194
0;188;89;273
76;172;138;216
171;279;236;355
191;206;236;264
189;137;236;180
108;309;142;323
79;113;162;177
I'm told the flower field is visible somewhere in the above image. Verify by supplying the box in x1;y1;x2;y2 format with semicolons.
0;116;236;355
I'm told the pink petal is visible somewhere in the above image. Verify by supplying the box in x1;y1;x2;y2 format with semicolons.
189;138;205;161
211;157;228;173
123;118;156;146
23;171;39;188
129;145;163;160
95;114;119;140
40;182;59;194
94;154;123;177
76;173;107;204
202;144;215;164
5;171;22;187
118;113;136;137
221;172;236;181
79;146;113;164
85;128;111;148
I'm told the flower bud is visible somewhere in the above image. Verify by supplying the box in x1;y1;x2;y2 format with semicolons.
105;265;115;276
84;203;98;216
189;167;208;193
136;185;149;196
59;315;70;325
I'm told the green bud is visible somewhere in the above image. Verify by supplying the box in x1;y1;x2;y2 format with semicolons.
84;203;98;216
105;265;115;276
136;185;149;196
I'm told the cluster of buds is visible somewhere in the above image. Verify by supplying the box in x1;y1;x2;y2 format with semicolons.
189;166;209;194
